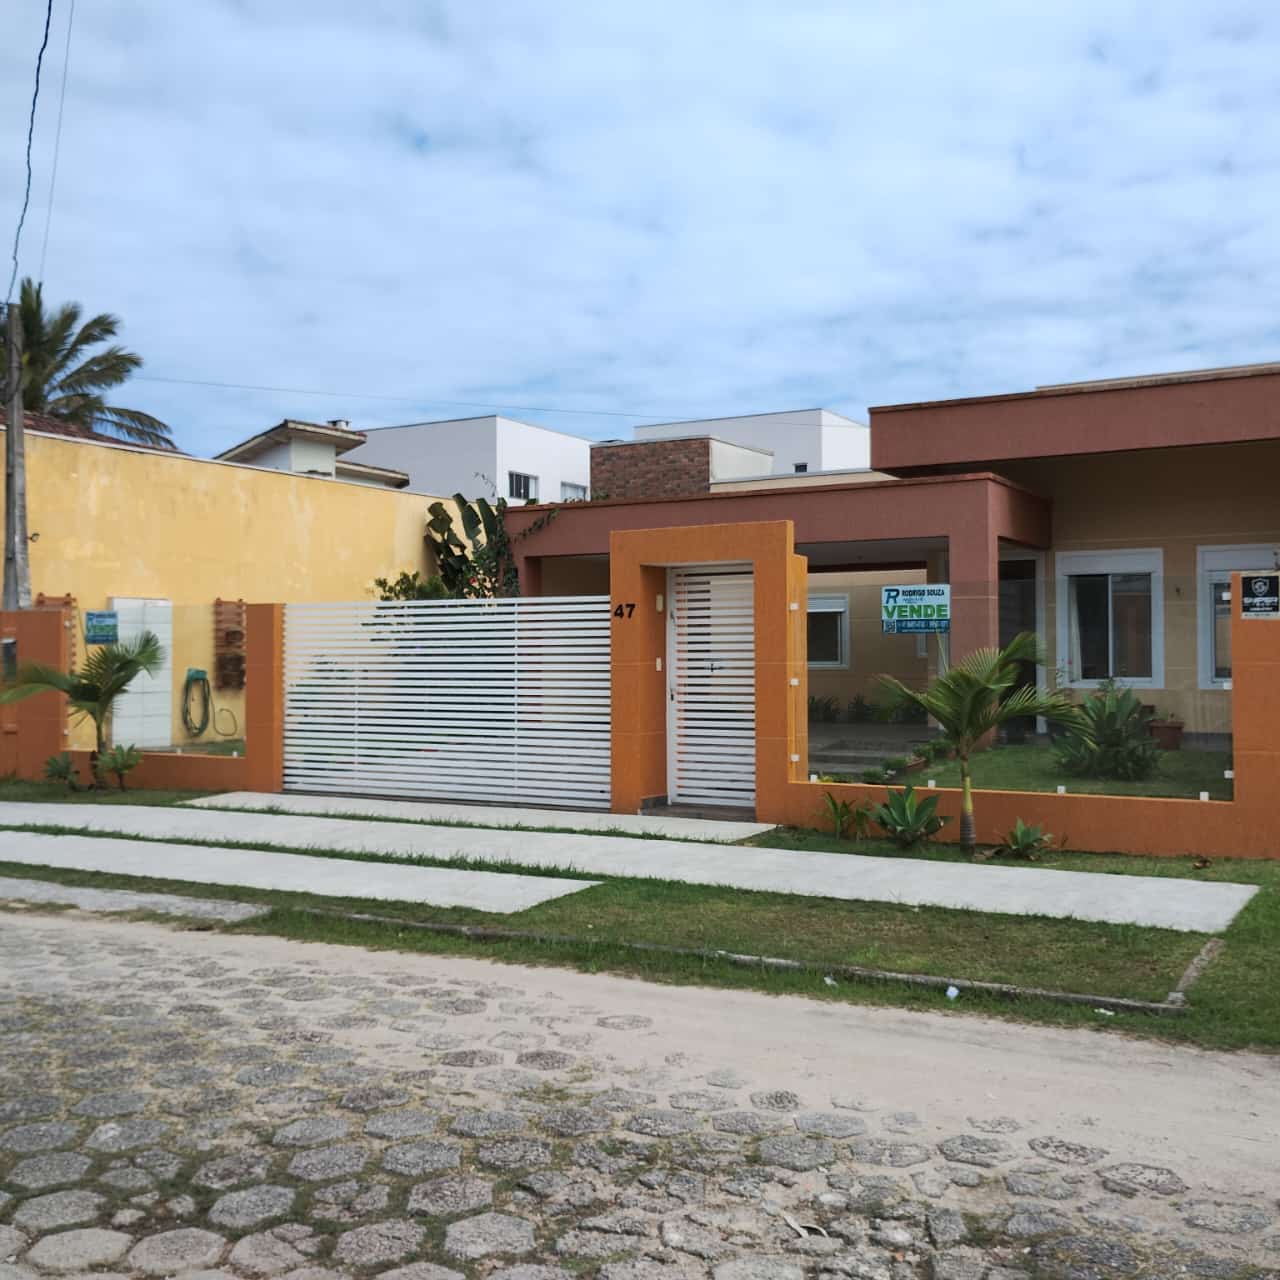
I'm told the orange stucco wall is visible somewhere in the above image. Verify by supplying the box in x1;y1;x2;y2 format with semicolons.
608;521;1280;859
8;602;283;793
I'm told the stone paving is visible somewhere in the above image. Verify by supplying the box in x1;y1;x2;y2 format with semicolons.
0;877;269;923
1;912;1277;1280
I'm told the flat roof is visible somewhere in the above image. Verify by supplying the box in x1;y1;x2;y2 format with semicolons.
592;434;774;457
872;360;1280;414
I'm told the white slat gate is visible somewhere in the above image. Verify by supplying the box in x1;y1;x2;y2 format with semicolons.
283;597;612;808
667;566;756;808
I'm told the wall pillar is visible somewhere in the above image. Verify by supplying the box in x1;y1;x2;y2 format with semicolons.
0;606;72;779
1229;573;1279;812
948;499;1000;660
243;603;284;793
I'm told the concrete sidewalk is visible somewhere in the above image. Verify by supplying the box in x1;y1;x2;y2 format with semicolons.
0;802;1257;931
188;790;774;842
0;830;598;912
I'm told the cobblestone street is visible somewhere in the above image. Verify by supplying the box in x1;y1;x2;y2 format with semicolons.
1;911;1277;1280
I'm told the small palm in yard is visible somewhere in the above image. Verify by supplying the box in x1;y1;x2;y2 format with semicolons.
878;632;1087;852
1;631;165;784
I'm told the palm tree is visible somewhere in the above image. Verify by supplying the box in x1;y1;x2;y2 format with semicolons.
2;278;173;447
0;630;165;783
878;632;1088;852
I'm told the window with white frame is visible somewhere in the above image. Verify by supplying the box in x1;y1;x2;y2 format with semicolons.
1197;544;1280;688
1055;549;1163;687
807;594;849;668
508;471;538;501
560;482;588;501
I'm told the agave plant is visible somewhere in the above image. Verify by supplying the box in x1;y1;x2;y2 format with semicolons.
878;632;1088;851
871;785;950;849
1054;680;1161;781
1;631;165;781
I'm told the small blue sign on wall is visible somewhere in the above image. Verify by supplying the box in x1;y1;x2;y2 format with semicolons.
84;611;119;645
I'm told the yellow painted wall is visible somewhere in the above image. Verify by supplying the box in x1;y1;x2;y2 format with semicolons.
806;568;929;713
1;430;445;751
1002;439;1280;734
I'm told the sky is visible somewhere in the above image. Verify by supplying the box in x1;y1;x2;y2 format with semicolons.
2;1;1278;457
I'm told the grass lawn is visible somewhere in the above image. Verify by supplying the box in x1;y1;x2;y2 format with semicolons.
1;776;1275;1052
0;779;213;806
918;743;1233;800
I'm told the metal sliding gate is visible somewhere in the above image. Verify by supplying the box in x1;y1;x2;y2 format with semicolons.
667;566;756;808
283;596;612;808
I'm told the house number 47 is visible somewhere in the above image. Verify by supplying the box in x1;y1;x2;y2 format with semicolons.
612;603;636;618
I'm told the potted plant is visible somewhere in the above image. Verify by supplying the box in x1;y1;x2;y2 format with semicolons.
1149;713;1184;751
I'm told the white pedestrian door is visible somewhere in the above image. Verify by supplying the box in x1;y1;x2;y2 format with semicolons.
667;566;756;808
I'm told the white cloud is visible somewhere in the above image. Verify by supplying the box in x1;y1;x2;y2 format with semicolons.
3;0;1278;453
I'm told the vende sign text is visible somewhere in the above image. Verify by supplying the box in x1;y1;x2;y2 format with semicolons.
882;584;951;634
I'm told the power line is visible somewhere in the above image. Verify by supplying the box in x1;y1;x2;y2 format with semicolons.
6;0;55;303
132;374;864;430
37;0;76;285
132;374;687;421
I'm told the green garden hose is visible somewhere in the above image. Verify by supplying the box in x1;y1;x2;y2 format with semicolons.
182;668;211;737
183;667;241;740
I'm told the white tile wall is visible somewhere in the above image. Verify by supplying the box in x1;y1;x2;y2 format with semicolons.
109;597;173;749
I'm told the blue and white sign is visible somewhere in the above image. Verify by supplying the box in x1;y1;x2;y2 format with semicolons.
882;584;951;634
84;611;119;645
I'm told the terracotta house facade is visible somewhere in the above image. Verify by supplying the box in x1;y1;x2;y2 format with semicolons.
507;363;1280;746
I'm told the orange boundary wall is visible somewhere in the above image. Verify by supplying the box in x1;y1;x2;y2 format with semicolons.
609;522;1280;859
1;603;284;794
6;528;1277;859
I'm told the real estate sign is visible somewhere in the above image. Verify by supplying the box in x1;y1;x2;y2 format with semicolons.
1242;574;1280;619
882;584;950;633
84;611;119;645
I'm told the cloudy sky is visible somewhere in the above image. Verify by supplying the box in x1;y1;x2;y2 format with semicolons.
3;1;1277;455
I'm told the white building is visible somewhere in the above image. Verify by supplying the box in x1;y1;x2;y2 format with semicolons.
215;419;410;488
342;415;592;503
632;408;870;477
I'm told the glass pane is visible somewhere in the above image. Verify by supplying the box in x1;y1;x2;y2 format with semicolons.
1111;572;1152;679
1213;579;1232;680
807;611;842;665
1068;574;1109;680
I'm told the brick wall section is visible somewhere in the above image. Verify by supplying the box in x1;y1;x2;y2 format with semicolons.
591;438;712;500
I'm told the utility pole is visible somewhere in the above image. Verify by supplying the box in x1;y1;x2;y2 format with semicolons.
3;301;31;610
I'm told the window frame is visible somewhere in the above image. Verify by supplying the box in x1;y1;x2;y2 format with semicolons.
508;471;538;501
559;481;588;501
806;593;850;669
1054;548;1164;689
1196;544;1280;690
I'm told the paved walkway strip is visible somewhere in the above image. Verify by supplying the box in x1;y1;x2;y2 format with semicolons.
0;802;1257;931
0;873;268;922
187;790;775;842
0;830;598;912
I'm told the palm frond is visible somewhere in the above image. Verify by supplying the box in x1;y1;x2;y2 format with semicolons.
94;406;175;448
7;277;172;448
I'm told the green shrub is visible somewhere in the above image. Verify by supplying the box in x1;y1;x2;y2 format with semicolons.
848;695;878;723
808;694;840;723
44;752;81;791
872;785;950;849
882;755;910;772
99;744;142;792
1055;680;1161;781
821;792;873;841
860;767;887;785
991;817;1053;861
